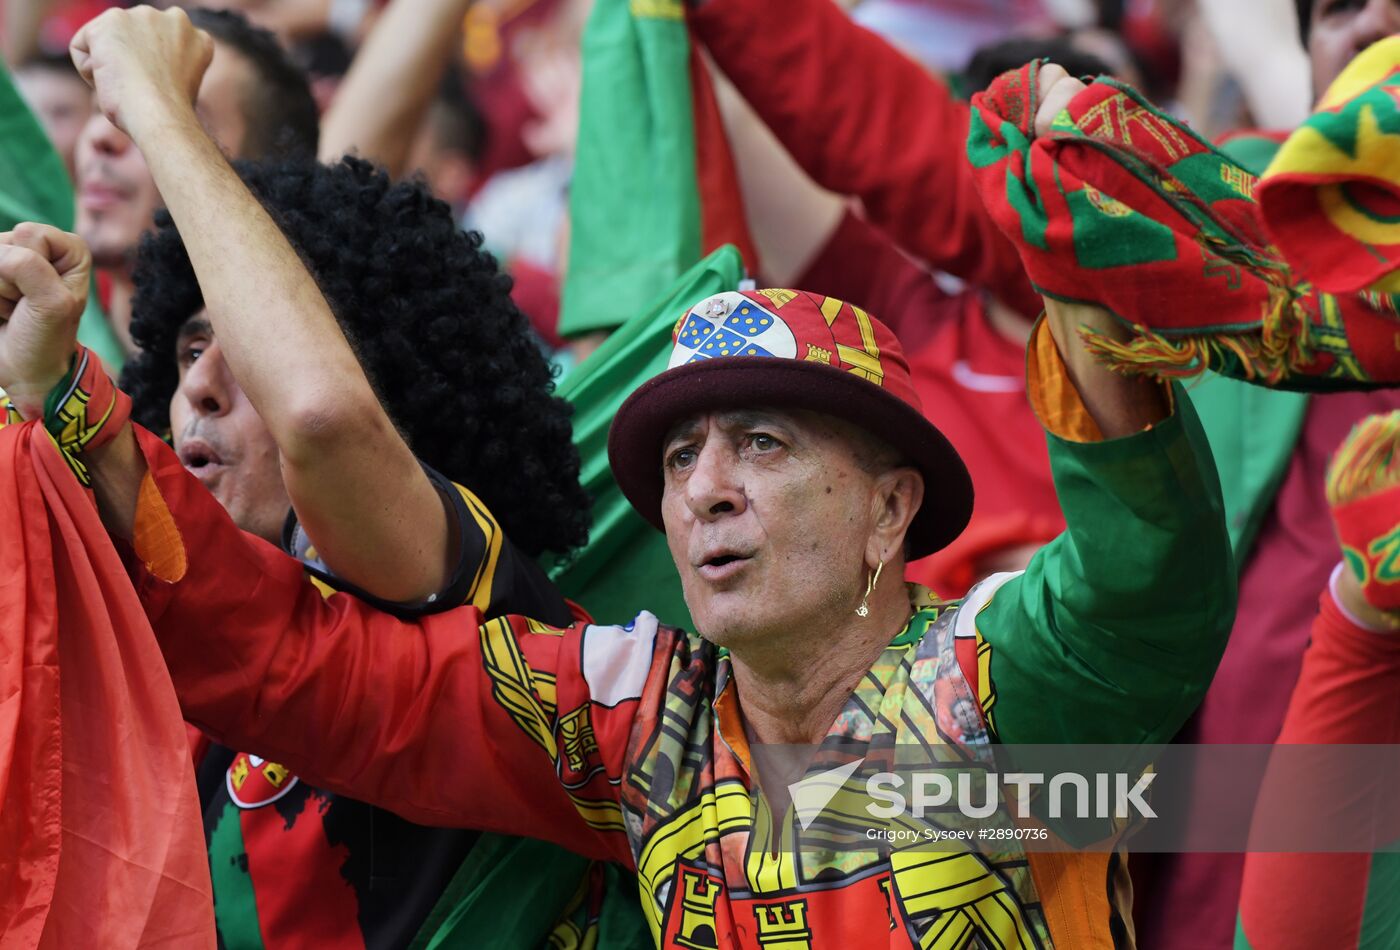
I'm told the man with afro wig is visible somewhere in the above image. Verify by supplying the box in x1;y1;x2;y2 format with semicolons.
58;9;641;949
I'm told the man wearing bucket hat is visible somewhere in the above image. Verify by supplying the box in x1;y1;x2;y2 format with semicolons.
0;49;1236;947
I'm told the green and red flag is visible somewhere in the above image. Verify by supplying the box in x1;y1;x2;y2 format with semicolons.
559;0;754;337
965;59;1400;391
549;244;746;630
552;0;754;628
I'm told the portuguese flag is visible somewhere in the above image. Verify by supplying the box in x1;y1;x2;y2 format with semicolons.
551;0;753;628
549;244;745;630
559;0;754;336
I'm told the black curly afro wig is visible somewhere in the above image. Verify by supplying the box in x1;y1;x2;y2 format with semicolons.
121;156;591;558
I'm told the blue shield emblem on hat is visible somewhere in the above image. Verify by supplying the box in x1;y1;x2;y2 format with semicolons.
668;292;799;369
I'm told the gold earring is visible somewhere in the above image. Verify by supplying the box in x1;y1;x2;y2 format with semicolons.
856;559;884;617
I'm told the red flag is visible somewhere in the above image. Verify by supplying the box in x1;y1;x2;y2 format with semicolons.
0;422;213;948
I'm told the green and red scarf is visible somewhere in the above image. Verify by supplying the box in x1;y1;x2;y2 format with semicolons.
966;57;1400;391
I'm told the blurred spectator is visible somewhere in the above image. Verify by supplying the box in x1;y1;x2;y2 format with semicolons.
12;51;92;178
964;33;1125;90
288;27;354;111
463;0;581;272
74;7;316;357
182;0;371;45
850;0;1057;72
403;66;488;210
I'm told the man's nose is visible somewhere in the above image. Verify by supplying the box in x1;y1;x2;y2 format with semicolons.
685;441;746;522
179;342;232;418
79;111;132;160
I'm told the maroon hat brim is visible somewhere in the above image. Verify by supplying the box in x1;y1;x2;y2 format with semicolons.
607;357;974;560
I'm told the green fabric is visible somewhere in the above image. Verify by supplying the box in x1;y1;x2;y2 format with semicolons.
0;61;72;230
77;293;125;372
1182;374;1307;558
978;383;1237;760
208;802;266;949
548;244;745;629
1180;136;1310;562
410;837;650;949
1358;852;1400;948
559;0;702;336
0;62;123;372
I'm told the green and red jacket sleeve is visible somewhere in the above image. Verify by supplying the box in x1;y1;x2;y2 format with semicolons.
688;0;1040;318
1235;586;1400;950
962;323;1237;756
126;426;653;869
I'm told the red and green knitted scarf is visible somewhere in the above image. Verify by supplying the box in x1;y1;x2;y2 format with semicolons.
966;59;1400;391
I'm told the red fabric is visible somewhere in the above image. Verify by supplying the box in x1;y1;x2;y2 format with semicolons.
1237;589;1400;949
0;423;213;948
793;212;1061;598
1332;479;1400;610
129;426;633;866
688;0;1040;318
507;258;564;349
688;42;759;275
1135;388;1400;950
239;790;362;949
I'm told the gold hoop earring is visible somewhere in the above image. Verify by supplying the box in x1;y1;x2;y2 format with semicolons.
856;559;885;617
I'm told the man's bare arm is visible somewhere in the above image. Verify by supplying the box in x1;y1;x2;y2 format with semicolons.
317;0;472;171
70;8;453;601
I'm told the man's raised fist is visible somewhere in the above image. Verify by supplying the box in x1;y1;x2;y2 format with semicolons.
70;7;214;140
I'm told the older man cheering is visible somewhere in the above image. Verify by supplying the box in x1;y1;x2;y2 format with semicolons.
0;11;1234;949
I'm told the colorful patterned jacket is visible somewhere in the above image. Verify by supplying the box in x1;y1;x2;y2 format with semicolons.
122;326;1235;948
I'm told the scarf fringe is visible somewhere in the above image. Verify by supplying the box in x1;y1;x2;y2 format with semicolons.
1327;410;1400;505
1077;285;1316;386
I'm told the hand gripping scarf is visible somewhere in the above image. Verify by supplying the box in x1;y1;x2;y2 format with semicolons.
966;57;1400;392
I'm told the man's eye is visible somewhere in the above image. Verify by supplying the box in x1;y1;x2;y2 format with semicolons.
178;345;204;368
666;447;697;470
749;433;779;452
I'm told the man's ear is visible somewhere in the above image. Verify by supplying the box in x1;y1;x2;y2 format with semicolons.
868;466;923;565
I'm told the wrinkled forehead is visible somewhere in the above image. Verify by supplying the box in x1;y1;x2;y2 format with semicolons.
662;407;793;446
657;406;867;456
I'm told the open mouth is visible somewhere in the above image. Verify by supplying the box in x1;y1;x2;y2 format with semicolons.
178;440;225;477
697;551;752;582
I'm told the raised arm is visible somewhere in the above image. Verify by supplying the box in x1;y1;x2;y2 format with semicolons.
317;0;472;171
70;8;454;602
959;72;1236;750
689;0;1041;318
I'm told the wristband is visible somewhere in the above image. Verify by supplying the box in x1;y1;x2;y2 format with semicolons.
41;345;131;487
1328;562;1400;633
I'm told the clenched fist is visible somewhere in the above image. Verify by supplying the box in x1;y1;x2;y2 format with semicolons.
1033;63;1087;140
0;225;92;420
70;7;214;141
